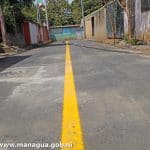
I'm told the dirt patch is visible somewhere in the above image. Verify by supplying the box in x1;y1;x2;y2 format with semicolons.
0;44;16;53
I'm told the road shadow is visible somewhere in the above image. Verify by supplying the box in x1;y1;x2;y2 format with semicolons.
0;55;31;72
0;47;5;53
73;43;135;54
42;42;73;48
44;43;67;47
14;41;74;55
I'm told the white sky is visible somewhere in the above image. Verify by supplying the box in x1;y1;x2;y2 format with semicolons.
68;0;73;4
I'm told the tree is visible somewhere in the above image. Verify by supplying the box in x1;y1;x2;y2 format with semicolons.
125;0;135;39
21;5;37;23
71;0;82;24
118;0;135;40
0;0;36;33
0;6;7;44
47;0;75;26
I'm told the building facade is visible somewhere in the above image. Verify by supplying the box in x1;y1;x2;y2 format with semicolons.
84;1;124;42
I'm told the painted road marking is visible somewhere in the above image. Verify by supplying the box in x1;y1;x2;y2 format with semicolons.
61;41;84;150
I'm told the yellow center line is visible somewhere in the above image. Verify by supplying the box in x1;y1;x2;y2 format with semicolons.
61;41;84;150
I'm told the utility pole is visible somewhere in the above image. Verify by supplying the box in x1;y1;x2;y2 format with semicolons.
45;0;49;30
36;1;41;25
36;0;49;29
0;6;7;45
80;0;86;39
11;6;17;35
37;6;40;24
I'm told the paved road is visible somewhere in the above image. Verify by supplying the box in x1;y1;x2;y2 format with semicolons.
0;40;150;150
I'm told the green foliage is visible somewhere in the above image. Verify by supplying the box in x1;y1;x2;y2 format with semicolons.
71;0;81;24
124;35;138;45
128;39;138;45
2;1;13;28
21;6;37;22
84;0;102;16
1;0;35;33
1;0;112;30
47;0;75;26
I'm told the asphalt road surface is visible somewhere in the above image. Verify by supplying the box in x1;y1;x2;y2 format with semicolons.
0;40;150;150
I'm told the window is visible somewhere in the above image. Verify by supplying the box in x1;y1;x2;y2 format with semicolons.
141;0;150;12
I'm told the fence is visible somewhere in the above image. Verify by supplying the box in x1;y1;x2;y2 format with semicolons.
23;22;49;45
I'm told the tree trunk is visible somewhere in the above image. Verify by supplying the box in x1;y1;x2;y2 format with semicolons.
126;0;135;39
104;0;117;44
0;6;7;45
118;0;135;40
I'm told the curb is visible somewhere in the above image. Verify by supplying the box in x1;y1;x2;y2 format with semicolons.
85;40;142;55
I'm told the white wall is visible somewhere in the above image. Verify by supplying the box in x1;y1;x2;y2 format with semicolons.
29;23;38;44
135;0;150;42
124;0;150;42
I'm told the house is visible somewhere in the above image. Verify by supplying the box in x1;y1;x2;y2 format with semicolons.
84;0;150;44
84;1;124;42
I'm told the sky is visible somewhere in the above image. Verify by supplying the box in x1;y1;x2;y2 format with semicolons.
68;0;73;4
35;0;73;5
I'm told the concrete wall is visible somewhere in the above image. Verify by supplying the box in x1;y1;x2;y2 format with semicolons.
23;22;49;45
49;25;83;41
95;9;107;41
135;0;150;43
85;19;92;39
124;0;150;43
7;33;25;47
85;7;107;42
29;23;38;44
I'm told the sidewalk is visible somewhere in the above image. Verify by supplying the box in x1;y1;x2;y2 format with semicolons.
85;40;142;55
96;39;150;55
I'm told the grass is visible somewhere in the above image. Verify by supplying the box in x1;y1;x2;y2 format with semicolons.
124;35;139;45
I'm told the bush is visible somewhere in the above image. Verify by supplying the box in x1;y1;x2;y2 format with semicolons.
124;35;138;45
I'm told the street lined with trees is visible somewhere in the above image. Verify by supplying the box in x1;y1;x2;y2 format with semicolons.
0;1;150;149
0;0;111;28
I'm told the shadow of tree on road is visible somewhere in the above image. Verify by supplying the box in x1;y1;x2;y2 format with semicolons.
0;55;31;72
41;42;73;48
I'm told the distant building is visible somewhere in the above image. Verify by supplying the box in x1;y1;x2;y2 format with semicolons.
84;0;150;44
49;25;83;41
84;1;124;42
